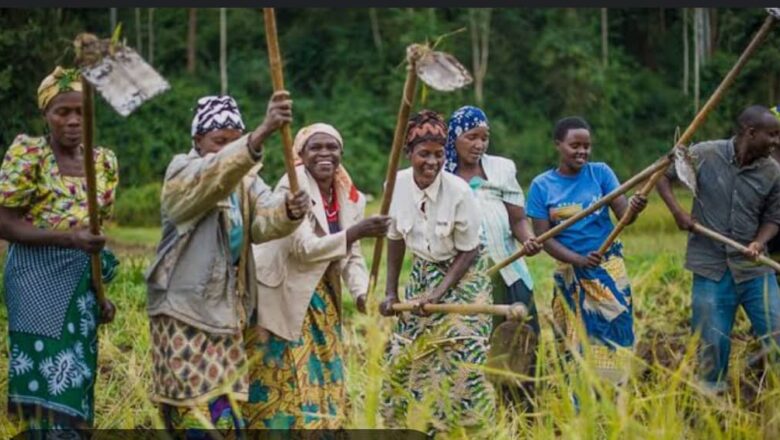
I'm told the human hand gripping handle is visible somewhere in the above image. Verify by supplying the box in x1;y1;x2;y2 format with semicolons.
248;91;293;154
520;236;543;256
379;294;399;317
744;241;765;261
285;190;309;220
69;228;115;323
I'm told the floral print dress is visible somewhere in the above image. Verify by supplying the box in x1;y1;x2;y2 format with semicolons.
1;134;118;426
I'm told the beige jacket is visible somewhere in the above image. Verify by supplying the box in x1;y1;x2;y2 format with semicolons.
253;165;368;341
146;134;301;334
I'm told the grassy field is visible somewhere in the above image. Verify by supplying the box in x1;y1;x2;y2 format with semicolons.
2;191;780;438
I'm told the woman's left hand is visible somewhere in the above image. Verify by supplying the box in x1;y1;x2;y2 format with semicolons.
99;299;116;324
412;290;445;316
629;194;648;214
521;237;543;256
285;190;310;220
356;294;367;314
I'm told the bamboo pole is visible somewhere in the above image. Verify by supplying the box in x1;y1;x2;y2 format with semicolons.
594;13;777;255
691;224;780;272
262;8;298;192
367;55;419;297
80;77;106;307
391;302;527;318
596;169;666;255
487;155;672;276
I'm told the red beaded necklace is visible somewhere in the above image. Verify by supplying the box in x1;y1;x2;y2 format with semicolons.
321;186;339;224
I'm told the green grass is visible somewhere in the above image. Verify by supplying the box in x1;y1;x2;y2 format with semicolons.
4;188;780;438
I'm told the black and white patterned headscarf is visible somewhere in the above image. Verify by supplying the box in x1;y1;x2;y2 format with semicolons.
190;95;246;144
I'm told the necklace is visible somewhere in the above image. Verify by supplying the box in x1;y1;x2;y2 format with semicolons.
321;186;339;223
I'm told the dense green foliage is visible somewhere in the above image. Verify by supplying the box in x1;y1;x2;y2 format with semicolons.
1;8;778;208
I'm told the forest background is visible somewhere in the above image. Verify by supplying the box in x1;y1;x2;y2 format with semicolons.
0;8;775;225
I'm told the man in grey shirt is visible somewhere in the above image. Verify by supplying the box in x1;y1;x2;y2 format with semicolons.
658;105;780;393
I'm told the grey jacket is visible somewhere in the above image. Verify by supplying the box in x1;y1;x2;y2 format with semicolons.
145;134;301;334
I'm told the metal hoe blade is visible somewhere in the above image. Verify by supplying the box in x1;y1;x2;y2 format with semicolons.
77;34;170;117
408;43;473;92
673;145;698;195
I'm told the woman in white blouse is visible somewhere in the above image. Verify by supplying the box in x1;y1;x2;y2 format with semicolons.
379;110;496;436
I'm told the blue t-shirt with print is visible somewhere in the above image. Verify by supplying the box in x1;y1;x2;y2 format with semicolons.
525;162;619;255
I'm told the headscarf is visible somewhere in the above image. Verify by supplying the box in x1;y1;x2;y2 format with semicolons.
293;123;358;203
444;105;489;173
37;66;82;111
405;109;447;153
191;95;246;145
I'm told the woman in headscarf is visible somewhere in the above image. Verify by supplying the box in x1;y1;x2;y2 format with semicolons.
0;66;119;429
379;110;497;435
246;123;390;429
145;92;309;432
444;105;542;404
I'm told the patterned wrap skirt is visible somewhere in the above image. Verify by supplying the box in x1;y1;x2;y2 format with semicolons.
552;241;635;384
381;251;496;434
244;278;346;429
149;312;249;433
5;246;118;428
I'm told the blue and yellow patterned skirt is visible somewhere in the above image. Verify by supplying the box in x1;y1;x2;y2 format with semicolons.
552;241;634;383
245;278;345;429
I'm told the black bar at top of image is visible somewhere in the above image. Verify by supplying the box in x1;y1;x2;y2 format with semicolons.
2;2;779;9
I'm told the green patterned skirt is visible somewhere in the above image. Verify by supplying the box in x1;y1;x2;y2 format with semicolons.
381;251;496;434
5;247;118;428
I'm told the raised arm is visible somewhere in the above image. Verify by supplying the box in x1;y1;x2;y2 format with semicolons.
162;92;293;228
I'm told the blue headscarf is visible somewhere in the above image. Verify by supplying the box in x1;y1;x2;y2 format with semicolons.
444;105;489;173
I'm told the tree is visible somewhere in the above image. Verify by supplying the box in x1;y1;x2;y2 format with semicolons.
683;8;689;96
148;8;155;65
187;8;197;74
369;8;383;54
601;8;608;67
220;8;227;95
469;8;491;106
134;8;142;53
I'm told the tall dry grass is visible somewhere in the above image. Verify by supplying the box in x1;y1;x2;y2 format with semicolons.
2;191;779;438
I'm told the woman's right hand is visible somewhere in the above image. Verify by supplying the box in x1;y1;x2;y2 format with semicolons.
350;215;392;240
576;251;602;269
70;228;106;253
259;90;293;134
379;294;399;317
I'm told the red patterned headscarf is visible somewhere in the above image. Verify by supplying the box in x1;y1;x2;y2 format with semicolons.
405;109;447;153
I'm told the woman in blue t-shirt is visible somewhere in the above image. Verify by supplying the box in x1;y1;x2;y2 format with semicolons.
525;116;647;383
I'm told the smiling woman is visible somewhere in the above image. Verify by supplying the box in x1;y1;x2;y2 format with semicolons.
247;122;390;429
525;116;647;385
379;110;497;436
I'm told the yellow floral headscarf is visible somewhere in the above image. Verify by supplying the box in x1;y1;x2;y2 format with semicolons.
37;66;82;111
